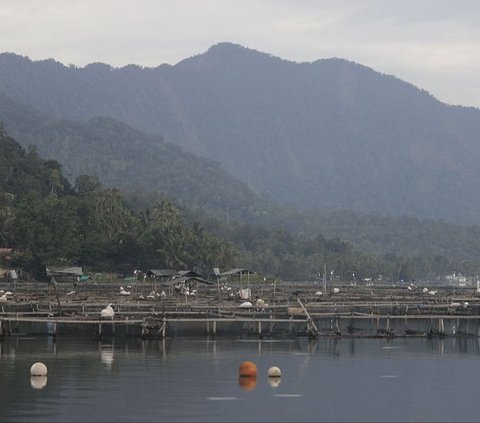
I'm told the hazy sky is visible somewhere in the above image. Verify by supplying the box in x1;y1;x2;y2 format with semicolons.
0;0;479;108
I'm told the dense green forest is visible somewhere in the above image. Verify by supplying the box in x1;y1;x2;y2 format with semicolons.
4;92;480;268
2;128;480;282
0;128;235;278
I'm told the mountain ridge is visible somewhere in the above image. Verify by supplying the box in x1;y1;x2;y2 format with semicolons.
1;43;480;223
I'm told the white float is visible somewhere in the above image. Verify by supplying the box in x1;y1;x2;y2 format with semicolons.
267;366;282;377
30;362;48;376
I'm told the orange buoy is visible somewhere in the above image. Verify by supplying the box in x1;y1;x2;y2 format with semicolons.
239;361;257;377
239;376;257;391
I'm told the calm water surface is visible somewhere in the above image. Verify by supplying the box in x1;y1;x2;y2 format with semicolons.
1;335;479;422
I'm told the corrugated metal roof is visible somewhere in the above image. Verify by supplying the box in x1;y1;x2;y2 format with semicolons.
221;268;257;276
178;270;203;278
146;269;179;277
164;276;213;286
46;266;84;276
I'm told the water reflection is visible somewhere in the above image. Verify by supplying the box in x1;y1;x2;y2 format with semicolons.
238;376;257;391
100;346;114;369
30;376;47;390
268;376;281;388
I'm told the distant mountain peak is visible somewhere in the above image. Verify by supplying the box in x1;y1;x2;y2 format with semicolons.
207;41;246;52
175;42;286;70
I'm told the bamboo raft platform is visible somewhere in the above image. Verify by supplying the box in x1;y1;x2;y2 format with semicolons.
1;280;480;339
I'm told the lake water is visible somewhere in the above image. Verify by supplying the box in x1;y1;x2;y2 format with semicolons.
1;335;479;422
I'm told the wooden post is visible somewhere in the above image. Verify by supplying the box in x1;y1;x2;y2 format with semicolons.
162;317;166;338
296;297;320;337
98;322;102;339
335;316;341;335
213;320;217;338
258;321;262;339
439;318;444;335
51;277;62;316
323;263;327;297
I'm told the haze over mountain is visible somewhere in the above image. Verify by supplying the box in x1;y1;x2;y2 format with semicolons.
0;92;266;220
1;43;480;223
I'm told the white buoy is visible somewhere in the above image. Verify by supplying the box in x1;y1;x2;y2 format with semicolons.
30;362;48;376
267;366;282;389
333;288;340;294
315;291;323;296
239;301;253;308
268;366;282;377
0;294;7;303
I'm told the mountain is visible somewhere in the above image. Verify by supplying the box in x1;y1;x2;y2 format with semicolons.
1;44;480;223
0;92;267;219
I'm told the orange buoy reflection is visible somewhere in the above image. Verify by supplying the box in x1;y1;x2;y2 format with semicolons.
239;376;257;391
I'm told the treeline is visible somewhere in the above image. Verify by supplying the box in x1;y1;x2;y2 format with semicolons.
0;129;235;278
1;128;479;282
187;210;480;282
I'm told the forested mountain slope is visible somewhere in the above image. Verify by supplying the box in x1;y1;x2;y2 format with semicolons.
0;92;267;220
1;44;480;222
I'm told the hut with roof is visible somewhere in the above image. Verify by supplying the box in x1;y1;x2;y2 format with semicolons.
220;268;258;299
45;266;89;283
